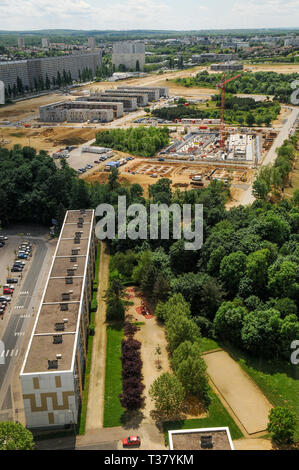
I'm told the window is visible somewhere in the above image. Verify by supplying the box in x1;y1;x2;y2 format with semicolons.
61;293;70;301
60;303;68;311
65;277;73;285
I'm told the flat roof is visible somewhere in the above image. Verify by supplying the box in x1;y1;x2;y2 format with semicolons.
21;209;94;375
168;427;234;451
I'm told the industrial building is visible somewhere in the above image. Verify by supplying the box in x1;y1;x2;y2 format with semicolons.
0;52;102;92
39;100;121;123
210;62;244;72
20;209;96;429
112;41;145;71
81;93;138;112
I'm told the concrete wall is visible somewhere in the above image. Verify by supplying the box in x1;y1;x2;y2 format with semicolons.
112;42;145;71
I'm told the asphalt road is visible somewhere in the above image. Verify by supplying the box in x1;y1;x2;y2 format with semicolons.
0;234;49;414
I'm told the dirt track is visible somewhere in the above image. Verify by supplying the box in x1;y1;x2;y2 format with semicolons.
203;350;273;435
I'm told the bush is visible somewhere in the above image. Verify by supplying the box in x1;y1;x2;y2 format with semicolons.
267;407;296;444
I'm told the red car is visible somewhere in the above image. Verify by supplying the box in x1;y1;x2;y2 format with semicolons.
122;436;141;447
3;287;13;295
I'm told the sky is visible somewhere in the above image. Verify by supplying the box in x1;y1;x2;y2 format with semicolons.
0;0;298;31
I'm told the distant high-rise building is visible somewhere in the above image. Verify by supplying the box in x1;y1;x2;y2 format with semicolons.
88;37;96;49
112;41;145;72
42;38;49;48
18;37;25;48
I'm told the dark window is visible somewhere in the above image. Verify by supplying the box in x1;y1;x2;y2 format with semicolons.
60;303;68;311
55;322;65;331
65;277;73;285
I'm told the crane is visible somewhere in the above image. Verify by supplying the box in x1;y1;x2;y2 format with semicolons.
216;73;242;149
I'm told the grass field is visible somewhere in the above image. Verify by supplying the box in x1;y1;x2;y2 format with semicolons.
199;337;220;353
163;392;243;445
103;324;124;427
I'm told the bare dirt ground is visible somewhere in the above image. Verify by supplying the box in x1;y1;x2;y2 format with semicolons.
0;93;71;122
0;126;96;153
247;64;299;74
203;350;273;435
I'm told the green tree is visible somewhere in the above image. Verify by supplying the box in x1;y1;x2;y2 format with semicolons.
214;301;246;346
267;407;296;445
166;313;201;353
149;373;185;418
219;251;247;296
0;422;34;450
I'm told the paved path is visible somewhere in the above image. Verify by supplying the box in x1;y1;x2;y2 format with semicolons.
85;242;110;431
203;350;272;435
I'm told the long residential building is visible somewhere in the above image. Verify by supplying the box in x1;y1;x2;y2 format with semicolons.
20;210;96;429
0;52;102;91
102;89;149;106
117;86;169;99
82;93;138;112
40;100;123;122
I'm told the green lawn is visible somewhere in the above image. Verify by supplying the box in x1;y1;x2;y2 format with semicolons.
163;392;243;446
199;337;220;354
103;324;124;427
238;356;299;441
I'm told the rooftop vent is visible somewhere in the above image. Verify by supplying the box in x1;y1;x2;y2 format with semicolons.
55;322;65;331
56;354;62;360
61;293;70;301
63;318;68;323
48;360;58;369
77;222;83;228
200;435;213;449
53;335;63;344
80;210;86;215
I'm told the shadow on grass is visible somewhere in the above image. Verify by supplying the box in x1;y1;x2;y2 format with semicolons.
217;340;299;381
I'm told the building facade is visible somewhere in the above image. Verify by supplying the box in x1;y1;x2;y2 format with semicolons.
39;100;119;122
112;41;145;71
20;210;96;429
0;52;102;91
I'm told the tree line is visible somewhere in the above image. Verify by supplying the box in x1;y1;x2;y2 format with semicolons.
175;70;299;104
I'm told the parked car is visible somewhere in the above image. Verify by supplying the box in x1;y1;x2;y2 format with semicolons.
7;278;18;284
18;253;28;259
11;266;22;272
0;296;11;302
3;287;13;295
0;236;8;240
122;436;141;448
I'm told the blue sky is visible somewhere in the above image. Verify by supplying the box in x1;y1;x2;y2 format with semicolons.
0;0;298;31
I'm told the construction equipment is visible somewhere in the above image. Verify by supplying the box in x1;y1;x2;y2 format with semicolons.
216;73;242;149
